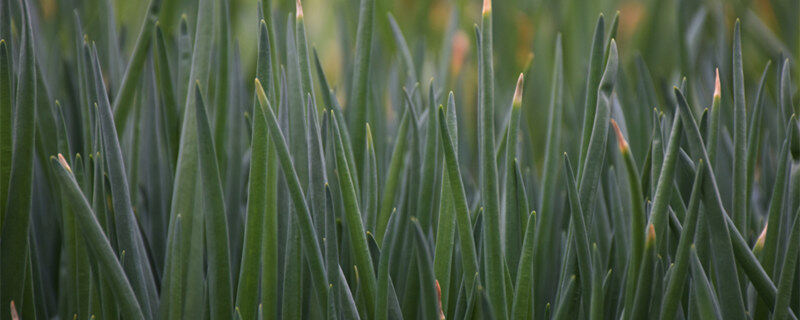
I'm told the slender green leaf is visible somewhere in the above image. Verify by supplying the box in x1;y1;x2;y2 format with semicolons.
479;2;508;317
331;110;377;316
52;155;144;320
774;206;800;320
438;105;479;293
690;246;722;320
674;87;747;320
256;78;329;309
578;14;605;171
376;105;410;242
111;0;159;131
511;211;536;319
660;159;705;320
0;5;35;315
731;20;747;233
0;40;11;222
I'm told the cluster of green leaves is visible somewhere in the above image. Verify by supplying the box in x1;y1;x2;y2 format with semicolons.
1;0;800;319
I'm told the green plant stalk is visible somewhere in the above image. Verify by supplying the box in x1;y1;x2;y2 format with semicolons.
649;111;683;253
433;93;458;314
613;119;646;318
732;20;748;234
349;0;375;175
674;88;747;320
92;44;159;317
257;20;281;320
512;211;537;319
412;217;441;319
503;74;526;276
193;84;234;319
690;246;723;320
111;0;159;132
168;0;215;316
331;111;378;316
323;184;340;320
756;124;792;320
0;5;35;315
745;62;771;238
630;225;656;320
375;107;411;242
479;2;508;317
577;15;605;172
415;83;439;233
376;210;399;320
256;79;329;310
589;243;603;320
533;34;563;312
165;215;183;320
212;0;232;171
553;275;578;320
153;25;180;168
659;159;705;320
235;85;269;319
438;105;479;294
559;39;616;312
52;156;145;320
387;13;419;101
282;216;303;319
364;124;378;232
259;0;280;99
676;99;796;317
563;153;593;314
773;207;800;320
0;40;11;223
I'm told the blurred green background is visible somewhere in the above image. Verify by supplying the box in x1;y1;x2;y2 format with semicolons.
29;0;797;163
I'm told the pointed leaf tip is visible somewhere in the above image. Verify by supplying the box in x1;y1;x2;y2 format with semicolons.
57;153;72;172
435;280;445;320
296;0;303;19
646;224;656;245
9;301;18;320
755;223;767;250
513;73;524;107
714;68;721;98
610;119;629;154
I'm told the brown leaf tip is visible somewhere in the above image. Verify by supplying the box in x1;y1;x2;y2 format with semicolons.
482;0;492;14
58;153;72;173
513;73;524;107
714;68;720;98
435;280;445;320
646;224;656;244
10;301;18;320
610;119;629;154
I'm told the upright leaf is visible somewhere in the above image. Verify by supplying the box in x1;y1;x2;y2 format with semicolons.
349;0;375;174
52;155;144;320
731;20;747;233
0;5;35;316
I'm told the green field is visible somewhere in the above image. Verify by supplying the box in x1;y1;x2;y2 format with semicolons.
1;0;799;319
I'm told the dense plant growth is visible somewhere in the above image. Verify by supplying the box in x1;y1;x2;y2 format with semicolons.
1;0;799;319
